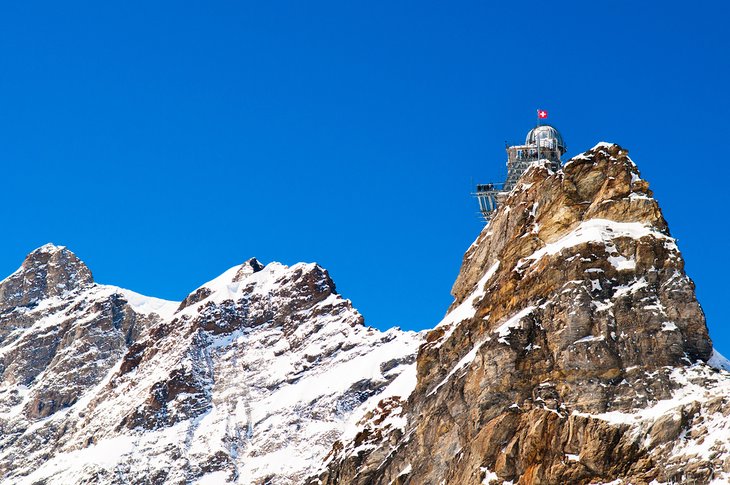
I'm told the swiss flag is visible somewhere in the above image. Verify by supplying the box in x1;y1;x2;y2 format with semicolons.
537;109;548;119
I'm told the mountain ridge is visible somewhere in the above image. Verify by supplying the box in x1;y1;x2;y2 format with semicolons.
2;142;730;484
0;245;422;484
314;143;730;485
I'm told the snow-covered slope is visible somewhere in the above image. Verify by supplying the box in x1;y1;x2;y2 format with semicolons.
0;246;421;484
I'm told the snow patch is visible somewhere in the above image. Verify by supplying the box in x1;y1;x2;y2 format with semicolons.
521;219;673;271
574;335;605;344
429;306;535;396
433;261;500;346
494;306;536;344
708;349;730;372
107;286;179;318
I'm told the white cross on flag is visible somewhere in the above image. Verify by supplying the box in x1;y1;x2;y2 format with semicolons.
537;109;548;119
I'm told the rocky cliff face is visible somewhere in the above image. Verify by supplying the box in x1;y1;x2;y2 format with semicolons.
0;247;421;484
0;244;93;309
314;143;730;484
0;245;157;423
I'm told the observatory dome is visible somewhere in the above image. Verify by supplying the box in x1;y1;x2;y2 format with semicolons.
526;125;567;155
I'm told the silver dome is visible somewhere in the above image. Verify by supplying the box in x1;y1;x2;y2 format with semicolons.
525;124;567;155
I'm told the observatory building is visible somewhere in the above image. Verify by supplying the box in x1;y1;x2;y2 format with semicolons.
475;124;567;222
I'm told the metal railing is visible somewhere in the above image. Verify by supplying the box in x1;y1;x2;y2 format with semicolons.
474;183;506;222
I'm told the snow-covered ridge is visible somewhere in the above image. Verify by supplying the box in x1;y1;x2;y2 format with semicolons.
563;141;639;171
593;141;617;150
0;248;423;484
30;243;68;254
431;261;500;350
105;286;179;318
518;218;675;271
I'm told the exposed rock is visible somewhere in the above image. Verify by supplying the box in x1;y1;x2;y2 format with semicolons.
0;248;421;484
0;244;92;311
0;247;147;423
314;143;726;485
2;142;728;485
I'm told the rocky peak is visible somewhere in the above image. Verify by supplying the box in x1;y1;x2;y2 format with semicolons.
0;243;93;310
232;257;264;281
451;142;665;305
0;246;421;484
315;143;722;485
177;257;265;312
176;257;333;315
424;141;711;407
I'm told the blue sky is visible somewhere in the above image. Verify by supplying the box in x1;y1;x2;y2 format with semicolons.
1;1;729;352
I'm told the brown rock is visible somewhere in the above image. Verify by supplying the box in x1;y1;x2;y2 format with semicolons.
316;143;716;485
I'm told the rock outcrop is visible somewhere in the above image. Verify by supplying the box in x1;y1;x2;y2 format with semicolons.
314;143;730;484
0;244;93;310
0;245;154;423
0;247;421;484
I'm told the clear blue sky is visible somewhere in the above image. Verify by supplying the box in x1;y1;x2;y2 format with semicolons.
1;2;729;352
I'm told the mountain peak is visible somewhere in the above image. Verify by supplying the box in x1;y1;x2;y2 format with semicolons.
28;242;67;255
232;257;265;281
591;141;619;150
317;143;717;484
0;242;421;484
0;244;93;309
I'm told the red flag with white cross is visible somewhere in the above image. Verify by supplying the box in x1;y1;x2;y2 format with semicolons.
537;109;548;119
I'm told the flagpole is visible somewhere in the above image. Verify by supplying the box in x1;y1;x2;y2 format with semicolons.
536;109;541;162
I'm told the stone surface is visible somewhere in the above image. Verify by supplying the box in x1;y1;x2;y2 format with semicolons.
0;248;421;484
314;143;728;485
0;244;92;310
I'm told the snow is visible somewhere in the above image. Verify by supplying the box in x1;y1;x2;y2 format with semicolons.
0;258;423;485
563;143;617;167
574;335;605;344
481;467;500;484
380;362;419;401
178;261;291;314
107;286;179;318
480;466;514;485
34;243;67;254
708;348;730;372
494;306;536;344
607;254;636;271
337;361;419;445
593;300;613;312
433;261;500;346
628;192;652;201
253;326;416;424
520;219;673;271
572;365;730;453
613;277;649;298
430;306;535;395
592;141;617;150
194;472;230;484
397;463;412;477
429;339;484;396
19;434;139;484
2;199;725;483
